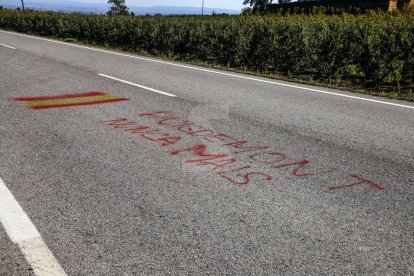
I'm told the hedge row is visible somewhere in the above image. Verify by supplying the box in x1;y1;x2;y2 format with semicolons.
1;10;413;95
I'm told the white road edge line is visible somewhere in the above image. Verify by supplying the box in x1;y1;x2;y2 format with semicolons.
1;30;414;110
99;73;177;97
0;178;67;276
0;43;16;49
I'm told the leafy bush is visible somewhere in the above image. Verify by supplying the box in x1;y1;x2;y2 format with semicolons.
0;10;413;96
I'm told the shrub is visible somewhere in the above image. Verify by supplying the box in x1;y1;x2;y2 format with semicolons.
0;10;413;96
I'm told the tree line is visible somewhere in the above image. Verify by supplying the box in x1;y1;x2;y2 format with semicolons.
1;9;413;100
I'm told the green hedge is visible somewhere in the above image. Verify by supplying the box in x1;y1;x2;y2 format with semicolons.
1;10;413;97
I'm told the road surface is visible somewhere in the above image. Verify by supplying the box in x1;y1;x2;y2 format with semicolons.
0;30;413;275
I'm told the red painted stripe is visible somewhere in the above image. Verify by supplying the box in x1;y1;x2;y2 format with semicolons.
29;98;129;109
14;92;107;102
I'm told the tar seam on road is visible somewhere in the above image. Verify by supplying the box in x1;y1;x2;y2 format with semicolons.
1;30;414;110
0;43;16;49
0;178;67;276
99;73;177;97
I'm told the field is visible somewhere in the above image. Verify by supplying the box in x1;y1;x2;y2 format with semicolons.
1;9;413;100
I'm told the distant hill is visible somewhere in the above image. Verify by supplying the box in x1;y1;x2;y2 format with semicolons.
2;0;241;15
131;6;240;15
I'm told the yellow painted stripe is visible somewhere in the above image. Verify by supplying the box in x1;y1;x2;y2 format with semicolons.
26;95;118;107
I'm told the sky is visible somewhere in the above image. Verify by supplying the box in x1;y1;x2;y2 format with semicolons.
72;0;246;10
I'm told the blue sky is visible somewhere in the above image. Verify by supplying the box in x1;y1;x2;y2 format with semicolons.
73;0;246;10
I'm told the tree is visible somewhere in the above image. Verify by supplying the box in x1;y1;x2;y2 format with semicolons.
242;0;273;12
242;7;253;14
107;0;129;16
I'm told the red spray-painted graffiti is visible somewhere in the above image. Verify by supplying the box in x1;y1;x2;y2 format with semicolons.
101;111;385;191
14;92;129;109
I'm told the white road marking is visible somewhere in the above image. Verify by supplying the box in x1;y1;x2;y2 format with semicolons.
0;178;67;276
0;43;16;49
99;73;177;97
1;30;414;110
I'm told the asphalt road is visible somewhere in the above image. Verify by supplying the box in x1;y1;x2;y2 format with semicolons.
0;30;413;276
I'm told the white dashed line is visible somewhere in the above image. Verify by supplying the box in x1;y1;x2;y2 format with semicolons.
99;73;177;97
0;178;67;276
0;43;16;49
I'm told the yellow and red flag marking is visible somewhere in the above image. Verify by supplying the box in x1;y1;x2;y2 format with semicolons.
14;92;129;109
